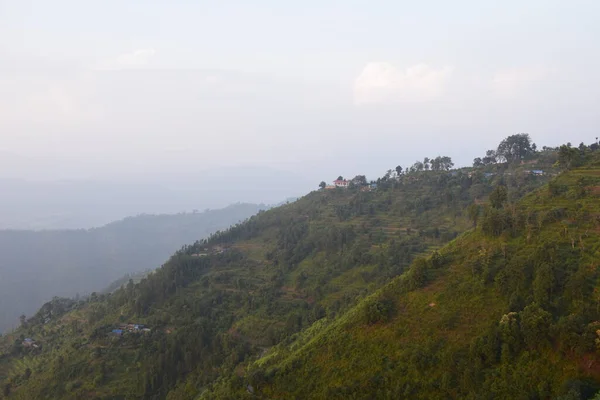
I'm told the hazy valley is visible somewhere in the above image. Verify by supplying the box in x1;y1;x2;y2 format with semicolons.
0;203;266;333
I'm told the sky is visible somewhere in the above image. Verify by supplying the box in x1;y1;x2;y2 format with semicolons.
1;0;600;183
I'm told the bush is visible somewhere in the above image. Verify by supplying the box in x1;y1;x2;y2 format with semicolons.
363;298;394;325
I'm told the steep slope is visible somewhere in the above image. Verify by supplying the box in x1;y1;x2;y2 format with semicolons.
0;203;264;332
0;145;559;399
215;155;600;399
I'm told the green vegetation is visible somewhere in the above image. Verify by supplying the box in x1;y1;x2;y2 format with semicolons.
3;136;598;400
0;203;265;332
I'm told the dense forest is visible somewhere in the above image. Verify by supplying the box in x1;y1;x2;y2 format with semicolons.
0;203;265;333
4;135;600;399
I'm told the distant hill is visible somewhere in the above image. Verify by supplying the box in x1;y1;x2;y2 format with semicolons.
0;165;313;230
0;203;265;332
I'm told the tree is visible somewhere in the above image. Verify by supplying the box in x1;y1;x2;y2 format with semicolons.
557;144;581;169
439;156;454;171
496;133;534;163
19;314;26;327
533;263;554;306
430;156;454;171
351;175;367;186
336;176;343;181
319;181;326;190
467;204;480;227
520;303;552;348
412;161;424;172
395;165;403;176
423;157;430;171
482;149;497;165
489;185;508;209
363;298;393;325
473;157;483;168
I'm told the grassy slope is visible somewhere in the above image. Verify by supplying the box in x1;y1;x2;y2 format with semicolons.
0;159;557;399
224;160;600;399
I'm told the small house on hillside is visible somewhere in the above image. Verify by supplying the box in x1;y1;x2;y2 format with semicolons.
333;179;350;188
529;170;544;176
127;323;145;332
23;338;39;348
111;323;151;336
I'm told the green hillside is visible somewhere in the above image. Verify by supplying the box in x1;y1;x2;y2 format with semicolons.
0;203;265;332
212;147;600;399
3;136;593;400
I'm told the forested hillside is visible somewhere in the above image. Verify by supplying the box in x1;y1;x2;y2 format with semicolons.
3;136;596;400
223;145;600;399
0;203;265;333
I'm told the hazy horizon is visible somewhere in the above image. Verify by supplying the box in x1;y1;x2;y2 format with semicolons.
0;165;310;230
2;1;599;183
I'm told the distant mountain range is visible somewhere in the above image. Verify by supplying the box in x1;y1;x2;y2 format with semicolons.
0;203;266;332
0;152;314;230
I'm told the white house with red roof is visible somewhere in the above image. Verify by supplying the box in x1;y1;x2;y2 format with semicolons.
333;179;350;188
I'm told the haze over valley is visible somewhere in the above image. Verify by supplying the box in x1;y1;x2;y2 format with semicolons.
0;203;266;332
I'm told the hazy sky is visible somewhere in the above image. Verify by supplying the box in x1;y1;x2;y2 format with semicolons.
1;0;600;182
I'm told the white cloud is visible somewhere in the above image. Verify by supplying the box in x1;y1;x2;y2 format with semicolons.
353;62;453;105
96;49;156;70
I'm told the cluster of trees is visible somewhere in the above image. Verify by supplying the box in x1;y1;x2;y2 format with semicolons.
321;133;585;192
473;133;537;167
318;155;456;190
556;141;600;169
473;134;599;170
383;156;454;180
404;156;454;173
